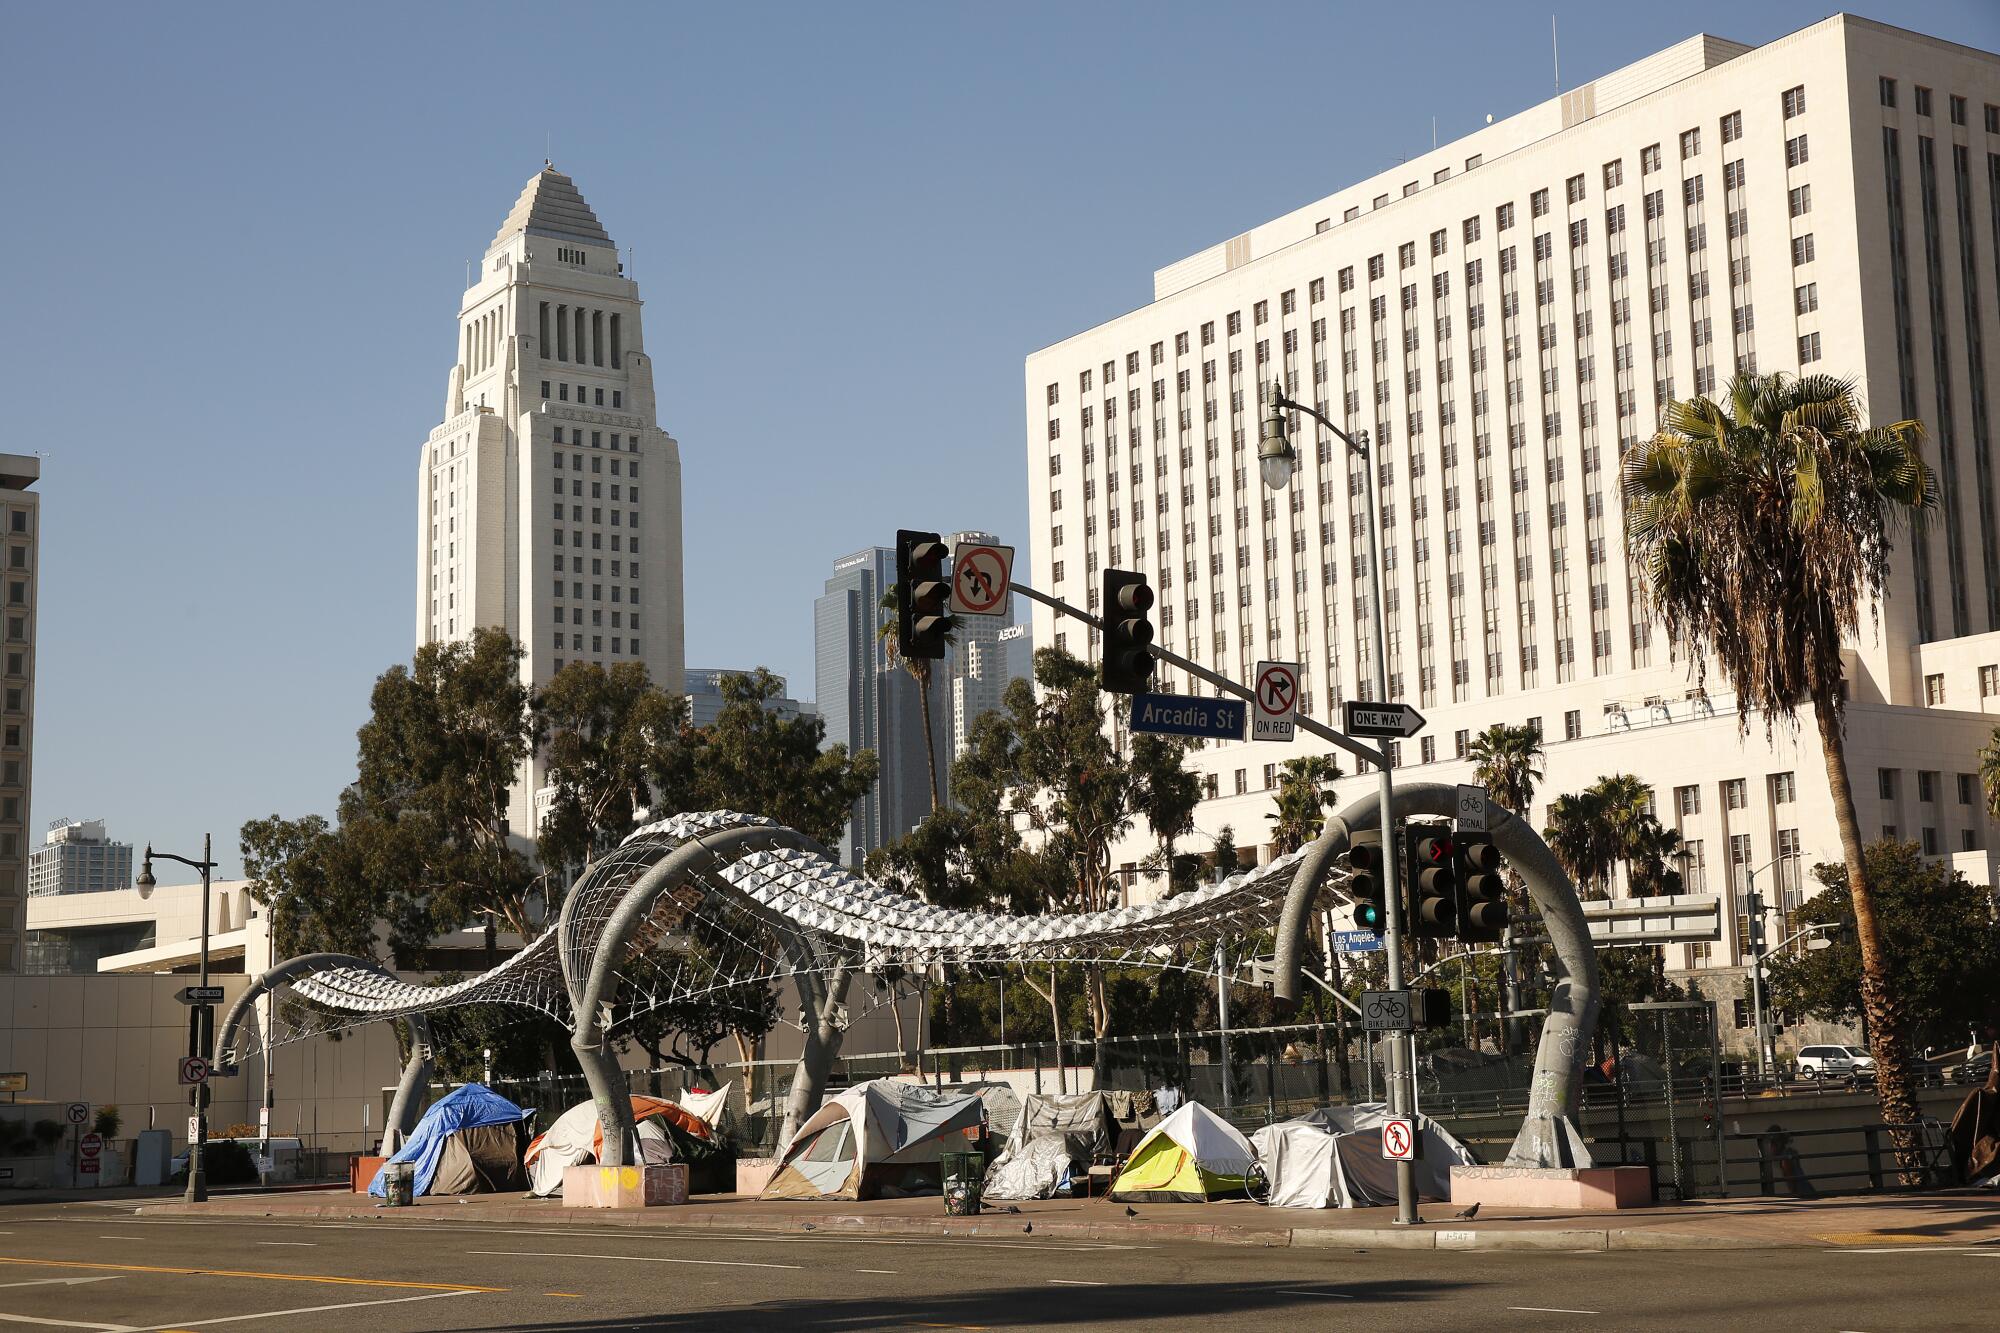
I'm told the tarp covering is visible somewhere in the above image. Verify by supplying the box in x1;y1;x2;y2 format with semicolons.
677;1084;733;1128
368;1084;533;1197
1252;1105;1477;1206
983;1132;1076;1201
763;1079;986;1200
1008;1092;1118;1162
524;1095;725;1197
1107;1102;1253;1203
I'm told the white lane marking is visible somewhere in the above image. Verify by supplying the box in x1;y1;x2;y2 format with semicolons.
467;1249;801;1271
1836;1246;1999;1254
1048;1279;1107;1286
69;1219;1144;1251
1509;1308;1601;1316
855;1268;897;1274
122;1287;479;1331
0;1280;120;1290
93;1239;148;1243
254;1243;315;1247
1275;1288;1355;1298
0;1315;136;1331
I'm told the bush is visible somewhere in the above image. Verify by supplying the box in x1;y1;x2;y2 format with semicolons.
30;1120;63;1150
92;1106;121;1140
173;1138;259;1187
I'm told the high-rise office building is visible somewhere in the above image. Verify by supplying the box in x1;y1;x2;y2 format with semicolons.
1025;17;2000;1009
814;547;941;866
0;454;35;972
415;166;687;835
28;820;132;897
684;667;814;729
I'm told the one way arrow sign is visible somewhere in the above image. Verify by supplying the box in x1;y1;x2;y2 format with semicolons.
1343;700;1428;739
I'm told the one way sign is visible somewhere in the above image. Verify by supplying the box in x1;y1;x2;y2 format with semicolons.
1343;700;1427;739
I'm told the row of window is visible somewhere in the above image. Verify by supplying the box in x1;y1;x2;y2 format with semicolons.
1878;78;1996;131
542;383;625;411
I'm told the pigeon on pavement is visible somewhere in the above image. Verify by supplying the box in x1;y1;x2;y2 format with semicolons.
1124;1206;1140;1218
1450;1202;1481;1220
1023;1223;1033;1234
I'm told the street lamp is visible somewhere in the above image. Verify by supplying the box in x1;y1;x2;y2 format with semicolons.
138;834;218;1205
1740;850;1798;1080
1260;380;1419;1225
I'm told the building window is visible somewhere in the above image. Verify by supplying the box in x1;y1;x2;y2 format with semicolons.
1420;735;1436;763
1782;85;1806;119
1792;234;1816;265
1720;111;1742;144
1723;778;1747;810
1958;773;1976;806
1496;202;1514;231
1949;95;1966;126
1789;184;1812;217
1785;134;1809;167
1878;768;1897;800
1564;710;1582;740
1925;673;1945;705
1879;77;1896;109
1919;770;1938;803
1677;786;1701;817
1798;332;1822;364
1980;664;1999;697
1454;729;1468;759
1234;768;1247;795
1914;86;1932;118
1923;826;1940;855
1795;283;1818;314
1770;772;1796;805
1680;128;1700;159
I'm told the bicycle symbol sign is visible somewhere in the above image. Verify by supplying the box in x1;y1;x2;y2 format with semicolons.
1361;989;1414;1032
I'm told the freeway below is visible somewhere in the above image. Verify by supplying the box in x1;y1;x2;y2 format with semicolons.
0;1200;1989;1330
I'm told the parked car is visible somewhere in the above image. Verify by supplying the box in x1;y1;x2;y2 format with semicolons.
1951;1051;1993;1086
1795;1045;1857;1081
1842;1046;1877;1079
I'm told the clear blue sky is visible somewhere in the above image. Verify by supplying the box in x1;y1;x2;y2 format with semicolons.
2;2;1990;881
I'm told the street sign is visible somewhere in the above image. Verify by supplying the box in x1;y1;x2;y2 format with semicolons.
1381;1116;1418;1162
1129;692;1246;741
949;542;1013;617
1343;700;1427;739
1360;989;1414;1032
1334;929;1384;954
1251;660;1299;742
1455;783;1489;831
0;1073;25;1094
64;1102;89;1126
77;1132;103;1176
178;1055;210;1086
176;986;226;1005
259;1106;271;1140
187;1115;200;1144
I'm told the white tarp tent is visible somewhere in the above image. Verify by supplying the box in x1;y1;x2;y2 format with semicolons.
763;1080;986;1201
677;1083;733;1128
523;1095;725;1198
1251;1105;1478;1207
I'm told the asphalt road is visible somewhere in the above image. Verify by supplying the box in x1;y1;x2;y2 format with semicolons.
0;1201;1992;1331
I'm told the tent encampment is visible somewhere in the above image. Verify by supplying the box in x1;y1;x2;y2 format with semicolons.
676;1083;733;1130
983;1091;1121;1200
524;1095;730;1197
1106;1102;1253;1203
367;1084;533;1198
762;1080;986;1201
1250;1105;1478;1207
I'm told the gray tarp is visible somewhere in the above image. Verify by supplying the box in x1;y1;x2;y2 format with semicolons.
763;1080;987;1200
1258;1104;1477;1206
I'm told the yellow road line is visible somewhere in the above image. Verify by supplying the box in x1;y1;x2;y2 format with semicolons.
0;1255;504;1293
544;1291;585;1298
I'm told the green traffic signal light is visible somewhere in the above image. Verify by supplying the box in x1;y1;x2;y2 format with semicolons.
1348;830;1387;936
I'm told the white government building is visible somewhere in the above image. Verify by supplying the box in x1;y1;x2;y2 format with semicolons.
414;166;687;834
1023;15;2000;1006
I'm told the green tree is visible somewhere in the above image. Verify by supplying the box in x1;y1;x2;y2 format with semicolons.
1210;825;1240;884
536;660;695;882
1625;370;1934;1133
877;585;955;813
1267;754;1344;855
1130;734;1205;893
686;668;877;846
1467;723;1544;818
1765;841;2000;1052
1544;788;1619;898
240;813;384;963
1979;727;2000;817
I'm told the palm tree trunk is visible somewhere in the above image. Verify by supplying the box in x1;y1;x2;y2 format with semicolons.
914;665;941;813
1815;698;1922;1170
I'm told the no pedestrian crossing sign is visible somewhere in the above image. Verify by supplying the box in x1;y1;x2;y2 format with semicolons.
1381;1116;1418;1162
949;542;1013;617
1252;661;1299;741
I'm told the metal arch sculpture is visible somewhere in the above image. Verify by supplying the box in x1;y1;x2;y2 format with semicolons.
228;803;1598;1171
1271;783;1602;1169
213;953;438;1152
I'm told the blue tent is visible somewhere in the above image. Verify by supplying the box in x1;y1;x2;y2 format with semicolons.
368;1084;533;1197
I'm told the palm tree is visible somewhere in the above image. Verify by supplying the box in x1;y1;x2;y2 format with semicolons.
1467;722;1545;819
877;584;956;813
1979;728;2000;816
1131;735;1204;894
1544;789;1619;898
1267;755;1345;855
1625;370;1934;1140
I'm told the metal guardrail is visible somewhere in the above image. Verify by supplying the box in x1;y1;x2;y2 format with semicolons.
1722;1120;1957;1194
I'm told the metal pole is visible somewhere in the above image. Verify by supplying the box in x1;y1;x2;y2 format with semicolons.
1746;872;1767;1081
1355;432;1418;1226
1216;941;1232;1111
187;834;211;1205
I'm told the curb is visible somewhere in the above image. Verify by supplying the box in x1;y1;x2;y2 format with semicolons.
135;1196;1814;1251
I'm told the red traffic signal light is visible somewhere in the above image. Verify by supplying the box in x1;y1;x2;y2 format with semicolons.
1406;820;1458;939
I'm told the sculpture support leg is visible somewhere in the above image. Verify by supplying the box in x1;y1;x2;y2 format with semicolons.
1269;781;1600;1168
381;1013;433;1154
777;964;851;1158
572;1022;635;1168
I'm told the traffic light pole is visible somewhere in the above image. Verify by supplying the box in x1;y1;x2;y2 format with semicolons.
1015;567;1420;1225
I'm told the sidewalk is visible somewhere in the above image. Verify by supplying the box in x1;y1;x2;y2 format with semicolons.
137;1185;2000;1252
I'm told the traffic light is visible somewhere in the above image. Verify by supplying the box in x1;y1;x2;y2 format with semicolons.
1347;829;1388;936
1405;820;1458;939
895;529;951;660
1101;568;1156;694
1453;829;1508;943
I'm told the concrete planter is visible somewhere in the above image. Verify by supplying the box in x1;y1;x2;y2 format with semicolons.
563;1162;687;1209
